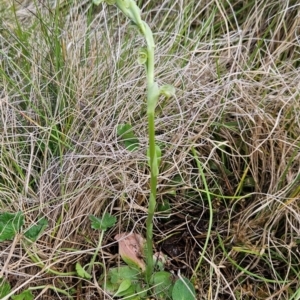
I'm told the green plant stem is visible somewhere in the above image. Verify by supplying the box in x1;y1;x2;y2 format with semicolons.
109;0;158;283
88;230;105;274
28;285;73;299
145;36;157;285
146;115;156;280
23;242;76;276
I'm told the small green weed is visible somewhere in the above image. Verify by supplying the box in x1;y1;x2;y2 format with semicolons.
117;123;140;151
0;211;74;299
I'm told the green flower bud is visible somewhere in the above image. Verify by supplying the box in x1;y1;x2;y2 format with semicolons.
138;48;148;65
159;84;175;98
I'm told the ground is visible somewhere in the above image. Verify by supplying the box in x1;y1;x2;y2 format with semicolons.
0;0;300;299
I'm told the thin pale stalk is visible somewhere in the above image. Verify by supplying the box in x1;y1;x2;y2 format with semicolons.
88;230;105;274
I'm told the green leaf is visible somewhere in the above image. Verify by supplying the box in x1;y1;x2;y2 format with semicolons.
147;82;159;113
155;144;162;167
160;84;175;98
117;124;139;151
157;199;171;214
104;266;140;296
11;289;34;300
0;212;24;242
151;271;173;299
134;284;147;299
75;262;92;279
0;278;11;298
24;217;48;242
172;277;196;300
147;144;161;178
108;266;140;284
89;213;116;231
147;144;162;168
114;279;132;297
105;280;119;295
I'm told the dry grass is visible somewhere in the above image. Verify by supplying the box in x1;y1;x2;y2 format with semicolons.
0;0;300;299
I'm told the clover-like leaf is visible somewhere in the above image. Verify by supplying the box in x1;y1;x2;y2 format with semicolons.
11;289;34;300
89;213;116;231
0;212;24;242
24;217;48;242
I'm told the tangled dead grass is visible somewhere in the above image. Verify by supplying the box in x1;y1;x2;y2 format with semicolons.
0;0;300;299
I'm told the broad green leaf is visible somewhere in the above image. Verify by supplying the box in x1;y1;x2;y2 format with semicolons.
134;283;147;299
108;266;140;284
151;271;173;299
114;279;132;297
89;213;116;231
172;277;196;300
11;289;34;300
0;212;24;242
0;278;11;298
104;267;145;299
105;281;119;294
75;262;92;279
117;124;139;151
24;217;48;242
115;284;135;298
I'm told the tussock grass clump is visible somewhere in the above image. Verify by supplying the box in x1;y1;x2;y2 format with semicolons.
0;0;300;299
